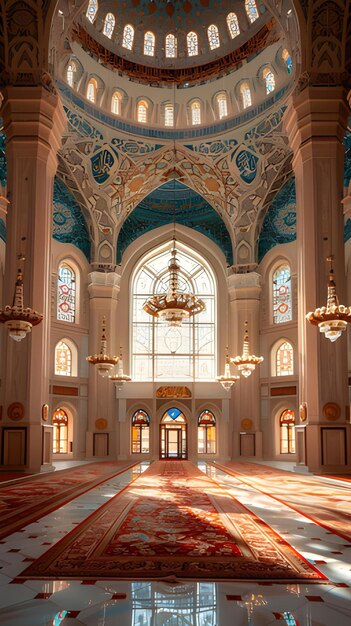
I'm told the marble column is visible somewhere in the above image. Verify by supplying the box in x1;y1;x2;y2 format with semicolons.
285;86;351;474
86;271;120;458
228;271;263;458
0;86;66;472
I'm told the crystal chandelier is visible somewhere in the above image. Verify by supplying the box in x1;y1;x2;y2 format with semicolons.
109;347;132;389
143;243;205;326
86;317;119;377
0;267;43;342
306;255;351;342
231;321;263;377
217;347;239;390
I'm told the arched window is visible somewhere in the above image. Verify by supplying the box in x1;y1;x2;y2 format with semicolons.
132;244;216;381
111;91;122;115
191;100;201;125
198;410;216;454
282;48;293;73
273;263;292;323
263;67;275;94
66;62;76;88
144;31;155;56
245;0;259;23
165;33;177;58
187;31;198;56
276;341;294;376
53;408;68;454
86;0;98;23
103;12;115;38
240;82;252;109
137;100;148;124
131;409;150;454
280;409;295;454
207;24;220;50
86;78;97;103
164;103;174;127
57;262;76;323
122;24;134;50
55;341;72;376
216;93;228;119
227;12;240;38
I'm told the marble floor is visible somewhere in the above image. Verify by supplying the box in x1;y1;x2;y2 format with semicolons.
0;460;351;626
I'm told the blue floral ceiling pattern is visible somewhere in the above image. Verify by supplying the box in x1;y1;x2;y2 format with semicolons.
0;219;5;243
258;177;296;263
117;181;233;265
53;177;91;261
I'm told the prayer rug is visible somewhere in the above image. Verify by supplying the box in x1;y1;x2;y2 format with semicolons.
0;461;134;540
213;461;351;543
18;460;326;582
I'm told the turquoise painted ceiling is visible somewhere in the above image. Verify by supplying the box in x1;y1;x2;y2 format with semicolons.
258;177;296;263
116;181;233;265
53;177;91;261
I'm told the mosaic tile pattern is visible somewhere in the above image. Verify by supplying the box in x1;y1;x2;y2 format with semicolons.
258;177;296;262
53;177;91;261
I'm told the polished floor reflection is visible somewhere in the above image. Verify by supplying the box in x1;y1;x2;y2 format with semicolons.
0;460;350;625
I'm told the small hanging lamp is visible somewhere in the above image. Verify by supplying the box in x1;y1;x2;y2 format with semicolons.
217;347;239;390
86;317;119;377
0;263;43;342
306;255;351;342
109;346;132;389
231;321;263;378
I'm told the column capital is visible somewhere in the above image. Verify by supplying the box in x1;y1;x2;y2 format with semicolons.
88;271;121;301
227;271;261;300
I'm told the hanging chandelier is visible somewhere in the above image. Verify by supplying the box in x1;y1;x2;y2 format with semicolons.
86;317;119;377
143;243;205;327
306;255;351;342
217;347;239;390
0;267;43;342
231;321;263;378
109;347;132;389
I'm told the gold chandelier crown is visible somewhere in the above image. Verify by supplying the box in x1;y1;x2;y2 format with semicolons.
306;256;351;342
0;268;43;341
231;321;263;377
217;347;239;390
86;317;119;377
143;243;205;327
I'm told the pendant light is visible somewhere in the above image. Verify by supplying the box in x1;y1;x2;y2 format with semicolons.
86;317;119;377
231;321;263;377
217;346;239;390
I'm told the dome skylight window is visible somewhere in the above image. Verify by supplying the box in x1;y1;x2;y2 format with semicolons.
216;93;228;119
87;78;97;103
137;100;148;123
187;31;198;57
191;101;201;125
66;62;75;88
86;0;98;23
103;13;115;39
111;91;122;115
226;12;240;38
263;68;275;94
144;31;155;56
240;82;252;109
245;0;259;23
282;48;293;73
207;24;220;50
165;34;177;58
122;24;134;50
164;104;174;127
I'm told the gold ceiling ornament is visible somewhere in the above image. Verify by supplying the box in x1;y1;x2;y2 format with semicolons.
86;317;119;378
230;321;263;378
306;256;351;342
217;346;239;390
109;346;132;388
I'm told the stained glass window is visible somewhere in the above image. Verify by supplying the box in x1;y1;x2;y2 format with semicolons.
263;67;275;94
216;93;228;119
273;263;292;323
245;0;259;23
165;33;177;58
123;24;134;50
86;0;98;23
226;12;240;38
144;31;155;56
187;31;198;56
86;78;97;103
198;410;216;454
131;409;150;454
57;263;76;322
66;62;75;88
53;409;68;454
132;244;215;381
164;103;174;127
103;12;115;38
191;100;201;125
276;341;293;376
55;341;72;376
240;82;252;109
207;24;220;50
282;48;293;73
137;100;148;123
280;409;295;454
111;91;122;115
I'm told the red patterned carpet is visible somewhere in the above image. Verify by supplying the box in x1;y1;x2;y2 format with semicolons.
0;461;134;540
213;461;351;542
19;460;325;582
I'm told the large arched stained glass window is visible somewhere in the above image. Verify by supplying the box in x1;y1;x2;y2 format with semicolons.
280;409;295;454
86;0;98;23
198;410;216;454
103;12;115;38
132;244;215;381
122;24;134;50
276;340;293;376
144;31;155;56
55;341;72;376
187;31;198;56
57;263;76;322
53;408;68;453
131;409;150;454
207;24;220;50
245;0;259;23
273;263;292;324
227;12;240;38
165;33;177;58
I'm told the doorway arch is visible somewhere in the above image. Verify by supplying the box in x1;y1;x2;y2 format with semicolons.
160;407;187;459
